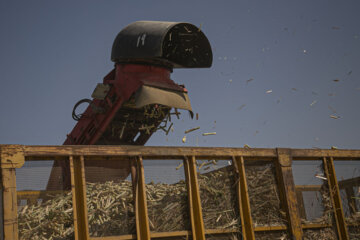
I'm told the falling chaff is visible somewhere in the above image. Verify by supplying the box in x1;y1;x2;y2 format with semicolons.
244;144;251;149
310;100;317;107
202;132;216;136
331;146;338;150
176;162;183;170
246;78;254;84
185;127;200;134
266;89;273;94
182;136;186;143
237;104;246;111
330;115;340;119
333;79;340;82
315;174;327;180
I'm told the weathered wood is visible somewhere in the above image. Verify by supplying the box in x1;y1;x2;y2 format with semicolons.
295;185;322;191
233;156;255;240
135;157;150;240
23;145;277;158
323;157;349;240
90;235;136;240
70;156;90;240
0;145;24;169
291;149;360;158
21;145;360;158
183;158;196;239
295;188;306;219
1;168;18;240
184;156;205;240
0;170;3;240
276;148;303;240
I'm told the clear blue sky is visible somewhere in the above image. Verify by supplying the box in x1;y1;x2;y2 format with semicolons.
1;0;359;149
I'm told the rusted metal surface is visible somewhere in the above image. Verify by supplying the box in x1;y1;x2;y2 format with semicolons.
323;157;349;240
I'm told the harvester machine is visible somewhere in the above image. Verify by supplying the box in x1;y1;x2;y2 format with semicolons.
47;21;213;190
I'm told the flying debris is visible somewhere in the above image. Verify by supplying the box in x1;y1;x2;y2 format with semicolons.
176;163;183;170
266;89;273;94
237;104;246;111
331;146;338;150
310;100;317;107
246;78;254;84
244;144;251;149
184;127;200;134
182;136;186;143
291;88;298;91
315;174;327;180
333;79;340;82
330;115;340;119
202;132;216;136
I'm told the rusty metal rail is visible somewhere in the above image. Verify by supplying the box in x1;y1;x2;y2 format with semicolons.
1;145;360;240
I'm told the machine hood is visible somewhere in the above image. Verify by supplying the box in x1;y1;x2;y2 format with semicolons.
134;85;192;111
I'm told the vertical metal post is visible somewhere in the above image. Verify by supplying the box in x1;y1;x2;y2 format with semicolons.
232;156;255;240
323;157;349;240
70;156;90;240
183;156;205;240
135;156;150;240
276;148;303;240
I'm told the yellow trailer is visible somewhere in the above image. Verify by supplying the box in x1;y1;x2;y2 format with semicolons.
1;145;359;239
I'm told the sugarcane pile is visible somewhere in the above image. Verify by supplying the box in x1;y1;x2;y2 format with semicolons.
17;161;345;239
348;225;360;240
146;180;189;232
244;162;287;226
303;228;338;239
198;165;240;230
18;181;136;239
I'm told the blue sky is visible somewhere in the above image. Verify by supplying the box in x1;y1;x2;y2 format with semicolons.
1;0;360;149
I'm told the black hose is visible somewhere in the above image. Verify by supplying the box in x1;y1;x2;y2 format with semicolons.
72;99;92;121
